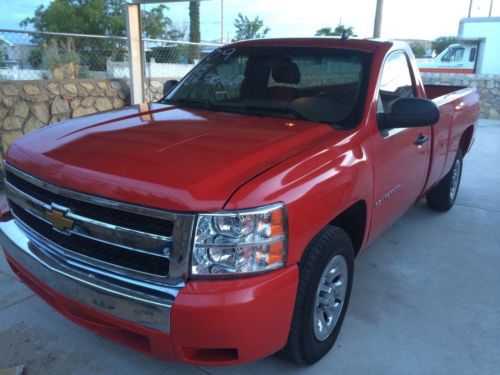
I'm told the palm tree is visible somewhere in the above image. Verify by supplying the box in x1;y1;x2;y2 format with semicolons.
188;0;201;63
189;0;200;43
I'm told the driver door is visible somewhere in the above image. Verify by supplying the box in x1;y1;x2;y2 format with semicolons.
369;51;432;240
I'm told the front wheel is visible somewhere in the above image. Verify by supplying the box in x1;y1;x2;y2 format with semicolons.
279;226;354;365
426;149;463;212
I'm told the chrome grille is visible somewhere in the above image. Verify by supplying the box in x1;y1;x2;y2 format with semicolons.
9;201;171;276
5;169;174;237
4;163;195;288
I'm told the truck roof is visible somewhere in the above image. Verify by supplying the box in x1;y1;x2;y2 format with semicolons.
229;37;391;53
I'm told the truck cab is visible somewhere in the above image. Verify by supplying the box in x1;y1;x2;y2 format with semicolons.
419;43;478;73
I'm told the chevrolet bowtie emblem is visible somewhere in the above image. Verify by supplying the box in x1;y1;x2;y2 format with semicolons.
45;207;75;232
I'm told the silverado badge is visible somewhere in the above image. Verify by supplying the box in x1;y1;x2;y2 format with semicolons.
44;206;75;232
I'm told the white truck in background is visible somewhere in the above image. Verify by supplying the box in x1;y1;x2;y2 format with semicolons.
420;17;500;74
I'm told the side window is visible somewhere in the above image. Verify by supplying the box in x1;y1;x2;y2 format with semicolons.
452;47;465;62
441;46;465;62
469;47;477;62
441;49;451;62
377;51;415;114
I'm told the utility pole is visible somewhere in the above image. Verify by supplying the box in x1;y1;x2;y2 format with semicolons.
489;0;494;16
373;0;384;38
468;0;473;17
221;0;224;43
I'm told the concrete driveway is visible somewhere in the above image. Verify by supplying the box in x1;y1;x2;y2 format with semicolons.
1;120;499;375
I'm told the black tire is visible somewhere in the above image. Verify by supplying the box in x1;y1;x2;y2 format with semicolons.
426;149;463;212
278;226;354;365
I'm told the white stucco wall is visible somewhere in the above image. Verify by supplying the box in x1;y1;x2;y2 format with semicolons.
460;18;500;74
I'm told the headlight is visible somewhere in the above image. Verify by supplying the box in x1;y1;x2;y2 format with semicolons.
191;203;287;277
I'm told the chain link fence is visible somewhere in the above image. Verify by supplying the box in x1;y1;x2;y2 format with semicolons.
0;29;128;80
142;37;220;100
0;29;221;90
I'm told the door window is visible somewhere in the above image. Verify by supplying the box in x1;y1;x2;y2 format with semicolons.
469;47;477;62
377;51;415;114
441;46;465;62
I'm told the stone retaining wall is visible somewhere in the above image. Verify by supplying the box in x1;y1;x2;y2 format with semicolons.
0;78;130;172
145;77;180;101
421;73;500;119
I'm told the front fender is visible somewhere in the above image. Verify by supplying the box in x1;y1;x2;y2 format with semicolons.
224;130;373;265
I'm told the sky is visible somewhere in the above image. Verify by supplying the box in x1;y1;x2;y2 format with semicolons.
1;0;499;42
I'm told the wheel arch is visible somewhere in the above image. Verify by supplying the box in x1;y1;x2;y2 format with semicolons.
459;125;475;155
327;200;367;257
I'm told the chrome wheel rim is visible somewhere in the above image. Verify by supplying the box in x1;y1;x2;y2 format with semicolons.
313;255;348;342
449;158;461;201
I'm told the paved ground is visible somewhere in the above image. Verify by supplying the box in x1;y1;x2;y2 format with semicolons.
1;120;499;375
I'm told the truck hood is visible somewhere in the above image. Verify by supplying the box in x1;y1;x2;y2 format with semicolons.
7;103;334;211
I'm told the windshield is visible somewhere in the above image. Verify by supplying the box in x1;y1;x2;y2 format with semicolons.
163;46;371;128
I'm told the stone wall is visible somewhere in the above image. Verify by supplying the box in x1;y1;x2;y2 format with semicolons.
145;77;180;102
421;73;500;119
0;78;130;172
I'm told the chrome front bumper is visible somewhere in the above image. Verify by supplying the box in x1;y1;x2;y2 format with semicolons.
0;219;175;332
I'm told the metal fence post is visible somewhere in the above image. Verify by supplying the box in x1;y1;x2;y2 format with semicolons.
126;4;145;104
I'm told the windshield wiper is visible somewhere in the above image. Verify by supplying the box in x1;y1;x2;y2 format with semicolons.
160;98;216;109
235;105;313;122
162;99;316;122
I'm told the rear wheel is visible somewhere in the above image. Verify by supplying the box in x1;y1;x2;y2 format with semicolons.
279;226;354;365
426;150;463;212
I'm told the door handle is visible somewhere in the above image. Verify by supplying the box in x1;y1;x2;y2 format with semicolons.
415;134;429;146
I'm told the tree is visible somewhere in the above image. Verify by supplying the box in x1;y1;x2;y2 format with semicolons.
20;0;175;70
142;5;173;39
189;0;201;43
315;24;357;37
21;0;173;38
432;36;458;55
232;13;270;41
187;0;201;63
409;41;426;58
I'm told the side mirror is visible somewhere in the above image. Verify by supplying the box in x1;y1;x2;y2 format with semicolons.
377;98;440;130
163;80;179;96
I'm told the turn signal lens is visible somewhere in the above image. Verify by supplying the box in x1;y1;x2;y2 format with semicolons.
271;209;284;237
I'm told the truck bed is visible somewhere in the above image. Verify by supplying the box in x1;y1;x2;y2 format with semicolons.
423;85;479;193
424;84;468;100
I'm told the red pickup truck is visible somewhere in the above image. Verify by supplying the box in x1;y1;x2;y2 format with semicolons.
0;38;479;366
